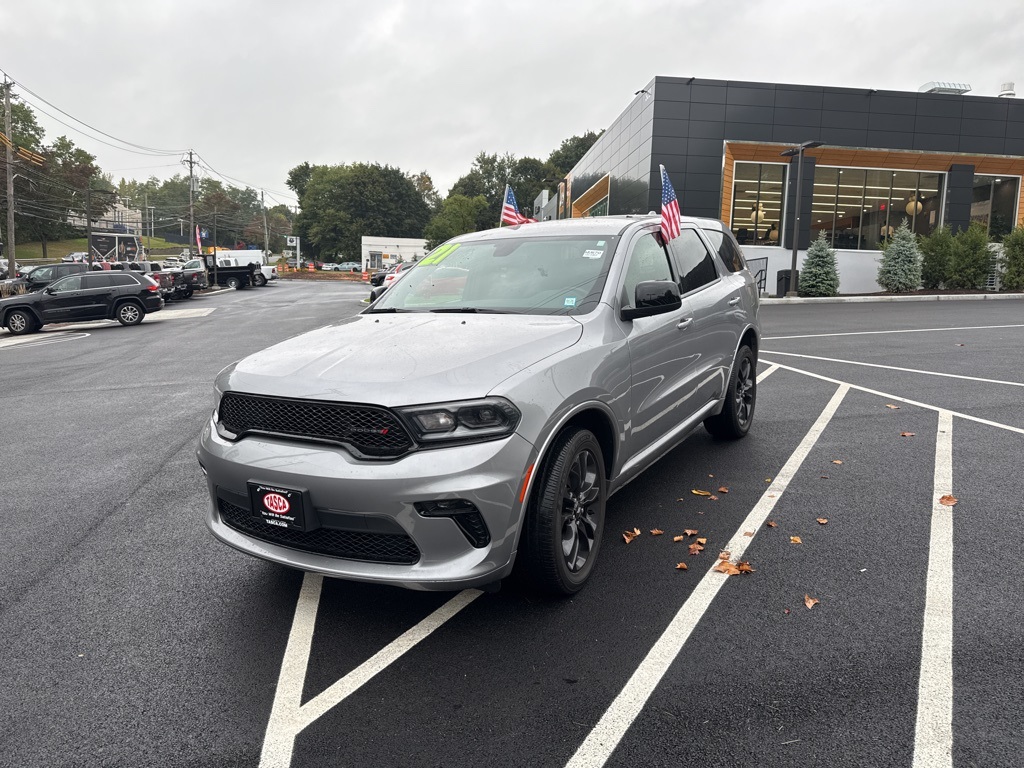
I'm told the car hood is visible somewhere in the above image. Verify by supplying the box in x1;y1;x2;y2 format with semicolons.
222;313;584;407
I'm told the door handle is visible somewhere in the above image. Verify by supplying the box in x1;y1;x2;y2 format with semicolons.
728;297;741;306
677;318;694;330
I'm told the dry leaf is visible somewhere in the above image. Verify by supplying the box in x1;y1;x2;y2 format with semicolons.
885;404;901;410
784;608;790;614
718;550;731;560
900;431;916;437
743;531;754;537
765;477;773;483
691;489;711;497
675;498;685;502
622;528;641;544
688;542;704;555
650;528;664;536
816;518;828;525
708;474;714;478
939;494;958;507
696;537;708;545
832;460;843;465
673;535;685;542
956;343;965;347
790;536;803;545
820;475;830;479
737;561;755;574
718;486;729;493
714;561;741;575
804;594;820;610
709;495;719;501
675;562;688;570
766;520;778;528
683;529;699;537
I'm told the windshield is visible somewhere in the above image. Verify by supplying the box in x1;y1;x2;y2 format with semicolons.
369;234;620;315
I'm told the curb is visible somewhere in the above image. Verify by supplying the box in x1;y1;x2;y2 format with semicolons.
760;293;1024;305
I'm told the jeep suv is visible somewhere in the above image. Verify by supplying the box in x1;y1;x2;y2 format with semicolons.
198;216;760;595
1;270;164;334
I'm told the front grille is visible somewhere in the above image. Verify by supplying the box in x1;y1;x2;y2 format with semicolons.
218;499;420;564
218;392;413;457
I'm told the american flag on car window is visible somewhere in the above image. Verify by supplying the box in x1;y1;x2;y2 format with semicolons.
659;165;681;242
500;185;537;226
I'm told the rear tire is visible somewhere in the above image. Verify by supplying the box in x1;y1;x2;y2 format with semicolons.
253;273;267;287
183;287;194;299
517;428;606;596
115;302;145;326
226;277;241;290
5;309;36;336
704;345;756;439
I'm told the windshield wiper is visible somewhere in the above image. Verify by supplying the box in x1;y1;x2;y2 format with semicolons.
428;307;513;314
365;307;417;313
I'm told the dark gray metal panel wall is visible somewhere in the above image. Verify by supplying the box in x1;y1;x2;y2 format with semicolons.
946;164;976;234
572;76;1024;232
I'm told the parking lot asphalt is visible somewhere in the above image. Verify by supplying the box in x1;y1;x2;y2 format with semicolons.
1;286;1021;768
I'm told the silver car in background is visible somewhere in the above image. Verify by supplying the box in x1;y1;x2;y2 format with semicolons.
197;215;760;595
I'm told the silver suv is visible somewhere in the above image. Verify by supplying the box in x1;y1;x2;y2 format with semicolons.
197;216;760;595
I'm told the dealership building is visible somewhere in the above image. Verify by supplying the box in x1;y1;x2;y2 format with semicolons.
551;77;1024;293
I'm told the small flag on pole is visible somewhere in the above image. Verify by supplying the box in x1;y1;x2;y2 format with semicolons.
500;184;537;226
196;224;202;252
659;164;681;242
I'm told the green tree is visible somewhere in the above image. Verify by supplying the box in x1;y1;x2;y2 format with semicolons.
546;130;603;176
1000;227;1024;291
919;225;954;289
946;222;992;289
286;162;316;200
300;163;430;259
411;171;442;214
448;151;555;226
799;232;840;297
877;220;922;292
424;194;489;249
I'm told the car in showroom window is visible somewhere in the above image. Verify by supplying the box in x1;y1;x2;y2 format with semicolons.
198;216;760;596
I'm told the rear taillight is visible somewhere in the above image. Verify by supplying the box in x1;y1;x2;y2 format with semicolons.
147;283;159;293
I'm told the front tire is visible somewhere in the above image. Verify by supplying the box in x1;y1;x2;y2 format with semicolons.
253;273;267;287
5;309;36;336
519;428;606;596
116;302;145;326
704;345;756;439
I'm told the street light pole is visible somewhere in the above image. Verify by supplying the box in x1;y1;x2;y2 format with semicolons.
780;140;824;297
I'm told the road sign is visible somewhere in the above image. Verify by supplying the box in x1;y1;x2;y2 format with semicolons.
287;236;299;247
201;228;209;239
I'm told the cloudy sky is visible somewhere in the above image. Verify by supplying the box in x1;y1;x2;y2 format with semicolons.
2;0;1021;207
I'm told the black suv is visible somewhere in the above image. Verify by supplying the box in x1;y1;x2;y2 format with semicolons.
0;271;164;335
10;262;89;292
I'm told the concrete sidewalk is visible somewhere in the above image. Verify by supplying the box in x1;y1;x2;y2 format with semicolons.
760;292;1024;305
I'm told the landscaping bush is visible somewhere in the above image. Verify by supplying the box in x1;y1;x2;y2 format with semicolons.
919;226;954;289
946;223;992;290
798;232;840;297
876;221;922;293
999;226;1024;292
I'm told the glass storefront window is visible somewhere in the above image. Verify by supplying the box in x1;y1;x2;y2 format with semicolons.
810;166;945;250
730;162;786;246
970;175;1019;241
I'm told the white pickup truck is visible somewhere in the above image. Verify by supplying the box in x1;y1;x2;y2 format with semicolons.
214;250;278;287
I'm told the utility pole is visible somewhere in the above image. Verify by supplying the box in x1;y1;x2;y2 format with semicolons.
186;150;196;256
213;208;218;286
261;190;270;258
4;75;15;276
144;192;151;253
86;186;93;267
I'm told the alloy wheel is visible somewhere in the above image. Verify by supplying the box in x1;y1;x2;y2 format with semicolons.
560;449;600;573
9;313;27;333
120;305;140;323
734;356;754;427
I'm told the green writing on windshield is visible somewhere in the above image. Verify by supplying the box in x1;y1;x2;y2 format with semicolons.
419;243;460;266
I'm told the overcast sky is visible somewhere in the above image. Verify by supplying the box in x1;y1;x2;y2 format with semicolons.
2;0;1022;208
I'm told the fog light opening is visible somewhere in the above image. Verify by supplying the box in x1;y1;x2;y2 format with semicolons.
415;499;491;548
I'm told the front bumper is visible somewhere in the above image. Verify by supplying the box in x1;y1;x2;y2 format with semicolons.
197;416;536;590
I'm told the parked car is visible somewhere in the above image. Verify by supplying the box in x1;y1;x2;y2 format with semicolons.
61;252;89;263
370;264;397;287
334;261;362;272
125;261;177;298
198;215;760;595
0;262;25;280
7;262;89;292
1;270;164;335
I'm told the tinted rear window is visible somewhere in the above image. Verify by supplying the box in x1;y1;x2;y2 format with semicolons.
82;274;113;288
702;228;747;273
111;274;139;286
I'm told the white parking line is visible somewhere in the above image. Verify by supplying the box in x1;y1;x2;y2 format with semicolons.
0;331;88;350
259;573;482;768
762;323;1024;341
913;410;955;768
762;350;1024;388
565;384;850;768
762;360;1024;436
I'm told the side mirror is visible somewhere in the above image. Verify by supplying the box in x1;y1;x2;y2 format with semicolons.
44;286;55;294
620;280;682;321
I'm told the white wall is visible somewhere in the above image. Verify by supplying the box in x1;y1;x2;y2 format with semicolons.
360;236;427;271
741;244;884;296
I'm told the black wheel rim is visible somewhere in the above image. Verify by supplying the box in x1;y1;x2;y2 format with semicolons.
560;449;600;573
735;357;755;427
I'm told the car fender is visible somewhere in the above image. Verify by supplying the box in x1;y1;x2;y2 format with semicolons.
2;303;43;326
706;322;761;418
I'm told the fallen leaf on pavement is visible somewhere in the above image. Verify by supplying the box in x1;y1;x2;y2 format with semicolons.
691;489;711;497
885;404;901;410
696;537;708;545
790;536;803;544
737;561;755;574
718;487;729;493
765;477;773;483
743;531;754;537
623;528;641;544
708;474;714;478
650;528;664;536
804;594;820;610
832;460;843;465
718;551;731;560
675;498;685;502
766;520;778;528
710;495;719;501
673;535;685;542
675;562;688;570
939;494;958;506
956;343;965;347
900;431;916;437
714;561;741;575
688;542;704;555
784;608;790;614
820;475;830;479
684;529;699;537
817;518;828;525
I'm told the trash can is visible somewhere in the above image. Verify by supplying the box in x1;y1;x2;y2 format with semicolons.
776;269;799;297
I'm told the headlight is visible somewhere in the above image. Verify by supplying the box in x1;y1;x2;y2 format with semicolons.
397;397;521;446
